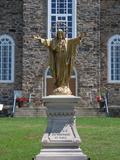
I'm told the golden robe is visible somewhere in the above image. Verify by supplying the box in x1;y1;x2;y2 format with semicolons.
40;37;80;88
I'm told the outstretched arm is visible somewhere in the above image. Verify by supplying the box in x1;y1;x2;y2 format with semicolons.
33;35;42;41
74;32;86;43
77;32;86;40
33;35;51;48
68;32;86;45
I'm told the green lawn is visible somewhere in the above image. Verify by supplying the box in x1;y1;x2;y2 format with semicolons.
0;117;120;160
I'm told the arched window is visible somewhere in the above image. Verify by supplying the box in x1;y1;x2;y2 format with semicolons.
44;66;78;96
108;35;120;83
0;35;15;83
48;0;76;39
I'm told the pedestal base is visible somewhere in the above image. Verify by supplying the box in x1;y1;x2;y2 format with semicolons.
34;95;88;160
36;148;87;160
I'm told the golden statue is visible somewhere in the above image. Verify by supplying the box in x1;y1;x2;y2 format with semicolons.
33;29;85;95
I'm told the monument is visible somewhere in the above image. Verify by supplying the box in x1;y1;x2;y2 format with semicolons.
33;30;88;160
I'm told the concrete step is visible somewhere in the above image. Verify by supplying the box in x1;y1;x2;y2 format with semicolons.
2;105;120;117
108;105;120;117
75;107;106;117
15;107;106;117
15;107;46;117
109;105;120;108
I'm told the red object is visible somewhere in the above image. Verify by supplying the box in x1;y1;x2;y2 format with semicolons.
16;97;29;102
96;96;101;103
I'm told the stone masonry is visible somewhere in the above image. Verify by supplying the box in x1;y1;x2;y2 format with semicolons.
0;0;23;105
22;0;100;107
0;0;120;108
100;0;120;105
22;0;48;106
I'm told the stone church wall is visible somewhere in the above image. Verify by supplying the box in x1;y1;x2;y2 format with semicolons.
100;0;120;105
76;0;100;107
0;0;119;107
0;0;23;104
22;0;48;106
22;0;100;107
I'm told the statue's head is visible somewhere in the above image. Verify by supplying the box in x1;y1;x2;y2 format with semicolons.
56;29;65;40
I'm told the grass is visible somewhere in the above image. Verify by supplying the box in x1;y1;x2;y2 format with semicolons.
76;117;120;160
0;117;120;160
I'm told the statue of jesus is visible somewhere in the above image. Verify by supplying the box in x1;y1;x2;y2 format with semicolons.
33;29;85;95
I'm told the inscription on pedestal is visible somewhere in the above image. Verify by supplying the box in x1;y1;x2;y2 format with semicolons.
49;120;75;142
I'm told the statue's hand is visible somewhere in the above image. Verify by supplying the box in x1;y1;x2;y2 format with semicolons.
33;35;41;40
78;32;87;39
82;32;86;37
79;32;86;38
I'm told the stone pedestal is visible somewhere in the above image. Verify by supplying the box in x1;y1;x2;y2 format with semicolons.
35;95;88;160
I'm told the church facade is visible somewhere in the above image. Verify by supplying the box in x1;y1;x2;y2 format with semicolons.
0;0;120;108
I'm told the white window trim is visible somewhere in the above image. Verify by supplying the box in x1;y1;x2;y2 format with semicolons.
0;34;15;83
47;0;77;39
108;34;120;83
72;0;76;38
44;66;78;96
48;0;51;39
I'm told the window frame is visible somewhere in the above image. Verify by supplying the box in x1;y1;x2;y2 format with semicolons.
0;34;15;83
108;34;120;83
48;0;77;39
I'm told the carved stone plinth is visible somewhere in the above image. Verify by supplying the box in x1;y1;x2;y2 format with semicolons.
35;95;88;160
